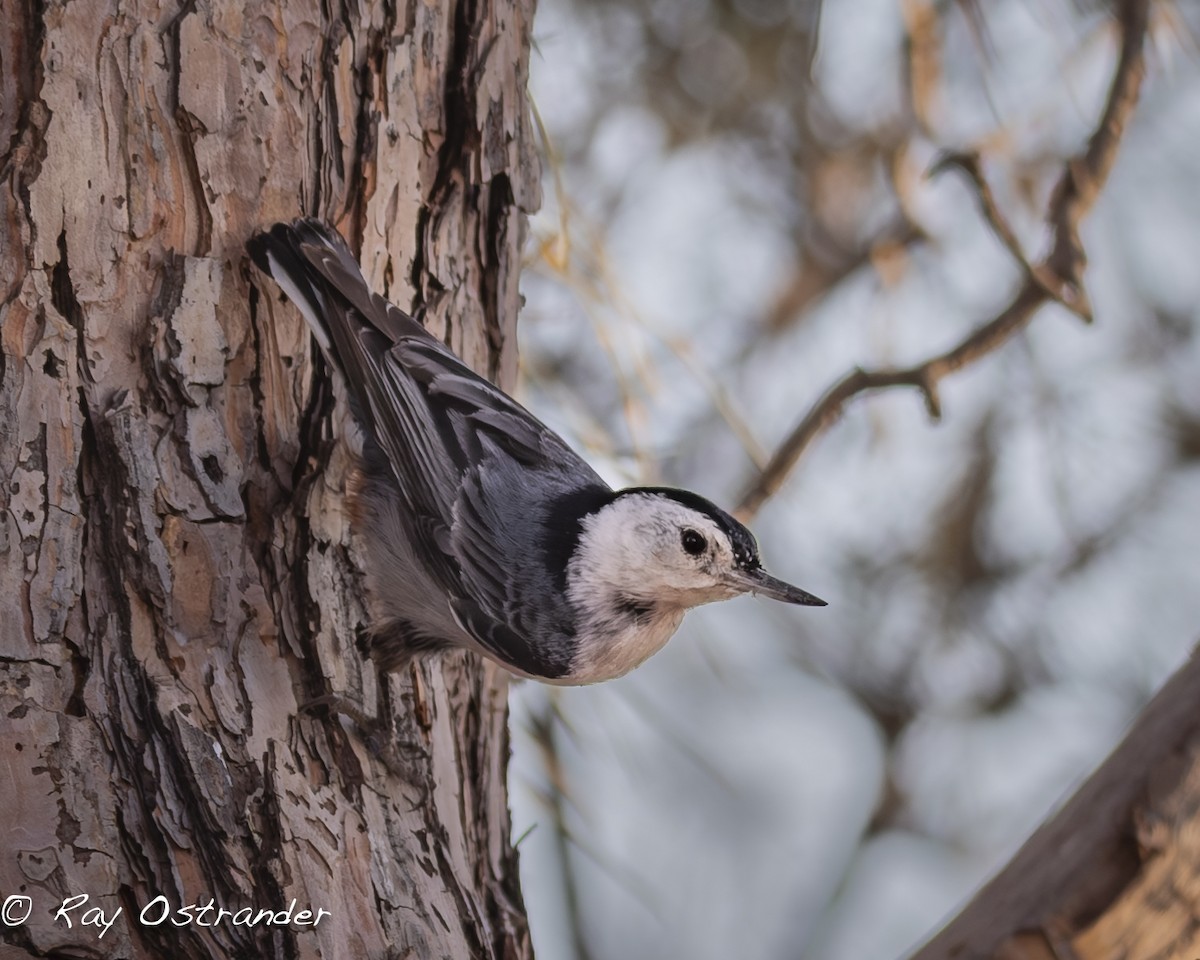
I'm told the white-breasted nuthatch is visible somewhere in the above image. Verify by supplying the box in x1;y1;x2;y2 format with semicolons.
247;219;825;685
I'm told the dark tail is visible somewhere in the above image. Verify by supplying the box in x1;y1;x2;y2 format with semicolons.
248;217;426;352
247;219;433;473
246;219;357;362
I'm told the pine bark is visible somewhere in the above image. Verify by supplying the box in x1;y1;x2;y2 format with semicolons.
0;1;538;957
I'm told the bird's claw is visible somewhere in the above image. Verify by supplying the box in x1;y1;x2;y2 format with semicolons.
302;692;427;781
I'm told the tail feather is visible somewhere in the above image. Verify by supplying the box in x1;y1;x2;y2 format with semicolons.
247;218;425;470
246;221;344;355
247;219;421;352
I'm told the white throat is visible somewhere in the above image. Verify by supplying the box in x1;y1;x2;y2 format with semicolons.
562;495;724;682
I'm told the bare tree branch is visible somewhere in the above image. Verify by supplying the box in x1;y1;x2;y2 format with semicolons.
735;0;1150;521
929;152;1048;290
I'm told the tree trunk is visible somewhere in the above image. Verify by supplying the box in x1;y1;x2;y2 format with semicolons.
912;644;1200;960
0;0;538;957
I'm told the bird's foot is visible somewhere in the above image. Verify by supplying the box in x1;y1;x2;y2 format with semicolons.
302;693;427;781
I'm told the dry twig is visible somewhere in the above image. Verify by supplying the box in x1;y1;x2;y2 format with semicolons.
735;0;1149;521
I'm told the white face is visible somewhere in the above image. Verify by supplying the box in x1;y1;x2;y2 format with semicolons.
563;491;825;682
629;502;745;605
571;494;750;610
568;491;826;613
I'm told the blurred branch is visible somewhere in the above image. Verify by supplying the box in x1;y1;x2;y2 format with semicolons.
757;216;927;339
735;0;1150;522
929;152;1038;287
902;0;942;132
527;696;597;960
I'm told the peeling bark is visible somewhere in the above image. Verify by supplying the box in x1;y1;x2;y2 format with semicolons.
0;1;538;957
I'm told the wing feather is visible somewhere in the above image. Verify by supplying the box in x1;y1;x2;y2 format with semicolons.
249;219;608;678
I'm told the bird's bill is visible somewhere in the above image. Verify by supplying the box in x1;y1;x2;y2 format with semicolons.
729;568;827;606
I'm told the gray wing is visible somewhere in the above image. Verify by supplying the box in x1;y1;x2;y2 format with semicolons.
375;339;608;677
249;220;606;676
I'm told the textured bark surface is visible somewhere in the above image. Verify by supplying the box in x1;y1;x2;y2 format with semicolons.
912;644;1200;960
0;0;538;957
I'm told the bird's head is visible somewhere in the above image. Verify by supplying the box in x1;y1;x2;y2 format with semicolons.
570;487;826;614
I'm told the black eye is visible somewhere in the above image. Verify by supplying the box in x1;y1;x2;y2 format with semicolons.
681;529;707;556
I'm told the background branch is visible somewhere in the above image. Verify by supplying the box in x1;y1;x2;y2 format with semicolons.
735;0;1150;522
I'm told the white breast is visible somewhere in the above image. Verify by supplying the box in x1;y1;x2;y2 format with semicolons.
563;605;687;684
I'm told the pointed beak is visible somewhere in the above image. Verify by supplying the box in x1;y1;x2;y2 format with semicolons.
729;567;827;606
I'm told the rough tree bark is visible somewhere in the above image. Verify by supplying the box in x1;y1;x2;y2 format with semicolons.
1;0;537;957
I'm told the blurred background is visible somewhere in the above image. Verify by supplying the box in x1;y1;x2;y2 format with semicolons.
505;1;1200;958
